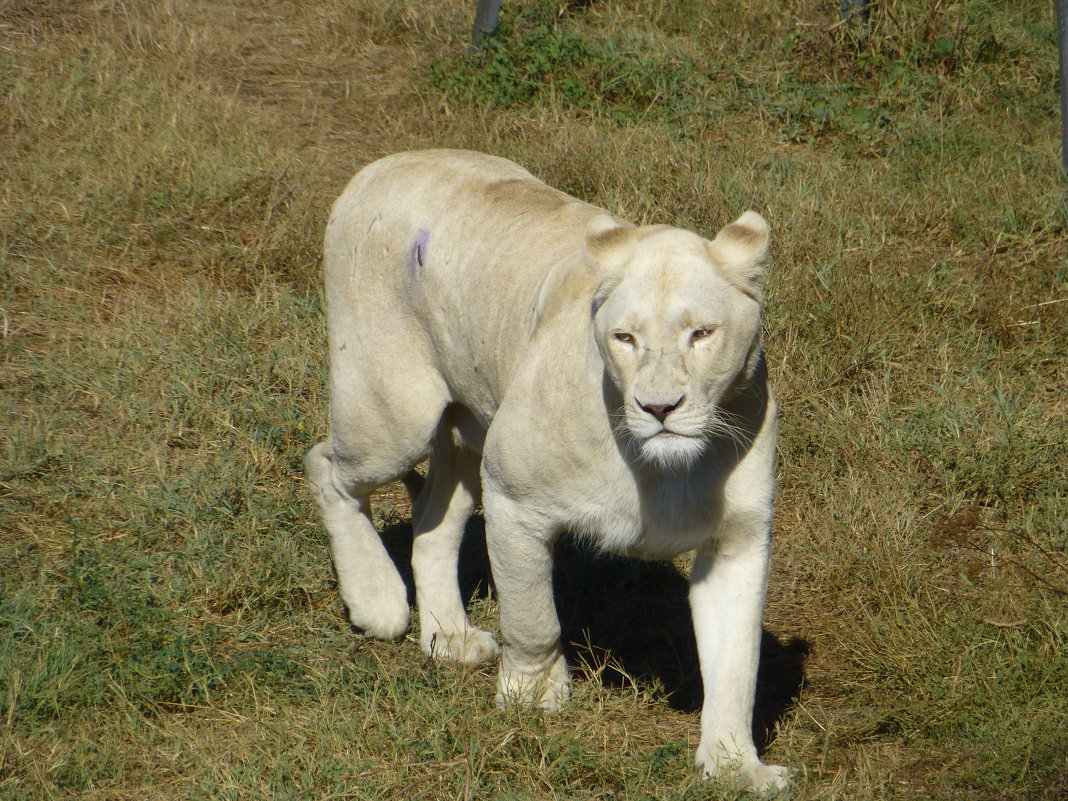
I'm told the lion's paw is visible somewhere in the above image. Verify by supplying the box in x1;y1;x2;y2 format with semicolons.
738;763;791;796
496;651;569;711
344;577;410;641
422;626;500;665
698;752;791;796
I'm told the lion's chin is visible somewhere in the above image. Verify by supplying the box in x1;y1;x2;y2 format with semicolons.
636;431;707;471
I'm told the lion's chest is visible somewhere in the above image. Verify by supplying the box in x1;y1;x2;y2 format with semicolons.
554;466;727;560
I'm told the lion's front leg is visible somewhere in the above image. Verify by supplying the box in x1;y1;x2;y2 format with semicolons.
483;491;569;711
690;523;789;793
410;444;499;666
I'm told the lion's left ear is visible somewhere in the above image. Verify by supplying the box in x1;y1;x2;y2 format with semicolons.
707;211;770;298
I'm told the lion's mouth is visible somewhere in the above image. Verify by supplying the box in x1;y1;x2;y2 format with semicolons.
649;427;690;439
634;426;709;469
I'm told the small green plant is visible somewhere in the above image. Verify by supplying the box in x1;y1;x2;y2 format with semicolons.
428;3;704;129
1;0;1064;798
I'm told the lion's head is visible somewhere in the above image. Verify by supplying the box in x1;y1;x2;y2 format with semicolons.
586;212;770;470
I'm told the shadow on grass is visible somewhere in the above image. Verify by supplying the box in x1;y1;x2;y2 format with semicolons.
376;515;494;608
377;513;807;753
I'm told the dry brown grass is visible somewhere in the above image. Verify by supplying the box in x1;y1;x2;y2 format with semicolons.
2;0;1065;799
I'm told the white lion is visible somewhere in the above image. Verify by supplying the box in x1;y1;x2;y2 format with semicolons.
305;150;789;792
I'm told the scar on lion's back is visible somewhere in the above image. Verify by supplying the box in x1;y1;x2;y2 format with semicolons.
406;228;430;277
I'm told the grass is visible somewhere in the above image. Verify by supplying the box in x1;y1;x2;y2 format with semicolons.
1;0;1065;798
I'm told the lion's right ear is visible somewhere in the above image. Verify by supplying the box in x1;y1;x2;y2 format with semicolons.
583;215;636;274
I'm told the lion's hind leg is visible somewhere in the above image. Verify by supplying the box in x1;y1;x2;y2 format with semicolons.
306;363;451;640
410;419;499;665
304;441;416;640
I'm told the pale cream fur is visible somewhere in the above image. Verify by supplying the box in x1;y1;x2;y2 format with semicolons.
304;150;788;791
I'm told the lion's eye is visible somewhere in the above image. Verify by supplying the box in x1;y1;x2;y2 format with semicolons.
690;328;715;346
613;332;636;346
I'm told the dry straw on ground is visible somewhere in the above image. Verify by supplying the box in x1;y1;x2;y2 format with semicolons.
1;1;1065;799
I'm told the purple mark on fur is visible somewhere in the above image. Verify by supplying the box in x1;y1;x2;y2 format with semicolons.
406;228;430;276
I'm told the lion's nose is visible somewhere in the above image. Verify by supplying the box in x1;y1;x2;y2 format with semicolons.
638;397;683;423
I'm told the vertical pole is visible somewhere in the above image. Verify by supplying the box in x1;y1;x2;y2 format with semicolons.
1058;0;1068;183
471;0;504;52
838;0;870;26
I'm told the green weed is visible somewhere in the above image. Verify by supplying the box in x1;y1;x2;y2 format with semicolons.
429;2;706;130
1;0;1065;799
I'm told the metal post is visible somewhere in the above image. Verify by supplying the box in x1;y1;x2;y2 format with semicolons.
1058;0;1068;182
471;0;504;52
838;0;870;26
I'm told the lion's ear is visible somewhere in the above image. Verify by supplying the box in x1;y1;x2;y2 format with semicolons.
707;211;770;297
583;215;636;272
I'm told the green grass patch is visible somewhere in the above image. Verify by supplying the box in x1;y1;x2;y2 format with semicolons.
1;0;1065;799
429;1;708;130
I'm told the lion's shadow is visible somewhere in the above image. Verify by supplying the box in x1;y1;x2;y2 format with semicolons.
379;513;807;752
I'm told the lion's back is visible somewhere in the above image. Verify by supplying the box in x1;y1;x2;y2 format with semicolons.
323;150;605;420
